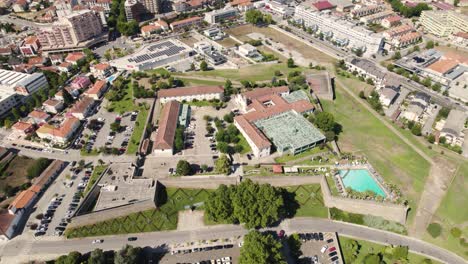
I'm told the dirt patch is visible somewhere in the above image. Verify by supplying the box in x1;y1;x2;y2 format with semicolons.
0;156;36;192
177;210;205;231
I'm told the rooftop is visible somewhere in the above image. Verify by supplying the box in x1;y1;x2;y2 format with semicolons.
8;190;36;211
154;101;180;150
158;85;223;98
441;109;466;137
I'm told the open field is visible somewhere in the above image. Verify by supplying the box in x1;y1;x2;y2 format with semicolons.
339;236;441;264
423;163;468;259
65;188;213;238
0;155;35;191
127;105;150;154
216;37;239;48
107;82;137;113
179;63;307;82
178;77;226;86
284;184;328;218
321;88;431;224
226;24;336;64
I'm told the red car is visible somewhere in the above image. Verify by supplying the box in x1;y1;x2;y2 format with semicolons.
329;247;336;252
278;230;285;239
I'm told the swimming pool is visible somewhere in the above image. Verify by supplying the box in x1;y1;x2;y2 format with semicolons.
107;75;116;83
338;169;386;197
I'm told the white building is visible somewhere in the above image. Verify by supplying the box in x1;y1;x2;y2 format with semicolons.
238;43;259;57
440;110;466;146
204;8;237;24
295;5;384;56
157;86;224;103
264;0;294;17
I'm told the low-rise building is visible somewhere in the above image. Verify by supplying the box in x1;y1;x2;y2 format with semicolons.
381;15;401;28
68;96;95;119
28;109;50;124
236;86;289;112
204;7;237;23
158;85;224;103
379;85;400;107
170;16;203;31
90;63;114;78
264;0;294;17
11;121;35;136
392;31;422;49
65;52;86;65
20;36;41;57
153;100;180;155
36;117;81;143
351;5;383;18
71;75;92;89
402;92;430;122
43;99;65;114
346;58;387;86
58;62;73;73
440;109;466;146
140;20;168;37
238;43;260;57
383;24;414;39
360;10;394;24
194;41;227;65
84;79;108;100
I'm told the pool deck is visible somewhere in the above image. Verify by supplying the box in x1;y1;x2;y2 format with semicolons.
334;164;392;199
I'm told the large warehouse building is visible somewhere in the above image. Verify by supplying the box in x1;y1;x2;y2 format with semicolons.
234;89;325;158
110;39;193;71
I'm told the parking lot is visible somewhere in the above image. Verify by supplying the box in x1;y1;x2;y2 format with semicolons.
299;232;342;264
73;103;138;155
26;163;92;238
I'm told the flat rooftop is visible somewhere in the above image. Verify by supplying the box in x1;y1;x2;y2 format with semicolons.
254;110;325;152
93;163;156;211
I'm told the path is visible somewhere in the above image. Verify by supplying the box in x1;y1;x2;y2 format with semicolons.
1;218;465;264
334;78;454;238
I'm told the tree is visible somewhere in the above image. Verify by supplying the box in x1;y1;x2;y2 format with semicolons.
427;223;442;238
88;248;105;264
200;60;208;71
425;40;434;49
325;131;336;142
11;107;20;120
287;233;302;262
343;240;360;263
363;253;382;264
205;184;235;223
55;251;82;264
359;90;366;99
201;164;208;172
411;123;422;136
175;160;191;176
427;134;435;144
224;79;233;96
215;154;231;174
287;58;295;68
392;51;401;60
114;245;141;264
239;231;286;264
232;180;284;228
110;122;121;132
245;10;264;25
62;89;74;106
314;111;336;132
422;77;432;87
216;142;230;154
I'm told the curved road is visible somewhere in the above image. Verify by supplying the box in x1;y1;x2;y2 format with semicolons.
0;218;465;264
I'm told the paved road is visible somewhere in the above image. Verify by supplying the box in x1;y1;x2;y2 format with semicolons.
0;218;465;264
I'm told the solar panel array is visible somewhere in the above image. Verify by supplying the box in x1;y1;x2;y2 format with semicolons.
128;41;187;64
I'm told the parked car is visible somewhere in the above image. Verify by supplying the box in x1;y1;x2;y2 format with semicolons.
92;239;103;244
127;237;137;241
329;251;337;257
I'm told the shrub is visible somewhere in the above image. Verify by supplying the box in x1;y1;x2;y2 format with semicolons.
450;227;462;238
427;223;442;238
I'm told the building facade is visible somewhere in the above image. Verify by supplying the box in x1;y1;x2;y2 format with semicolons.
420;10;468;37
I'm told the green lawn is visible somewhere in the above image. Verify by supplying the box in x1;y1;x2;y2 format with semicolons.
83;165;107;196
274;146;329;163
180;63;307;82
237;133;251;155
179;77;225;86
185;100;217;107
283;184;328;218
325;176;340;196
339;236;441;264
108;82;138;113
126;105;149;154
321;88;431;224
423;163;468;260
65;187;214;238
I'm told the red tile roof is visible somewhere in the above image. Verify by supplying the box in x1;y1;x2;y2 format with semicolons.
242;86;289;101
170;16;203;27
92;63;111;71
65;52;85;62
24;36;38;45
69;97;94;114
28;110;50;120
86;80;107;95
12;121;34;132
313;0;335;10
154;101;180;150
36;117;80;138
158;85;223;98
8;190;36;210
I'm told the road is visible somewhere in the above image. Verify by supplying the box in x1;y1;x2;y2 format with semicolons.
0;218;465;264
0;14;50;29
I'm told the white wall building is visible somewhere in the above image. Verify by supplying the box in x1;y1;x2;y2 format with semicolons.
295;5;384;56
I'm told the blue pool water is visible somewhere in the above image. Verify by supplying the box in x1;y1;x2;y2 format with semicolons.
107;75;116;83
339;169;386;197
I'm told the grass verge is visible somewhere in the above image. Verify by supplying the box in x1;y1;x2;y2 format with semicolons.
83;165;107;196
126;105;149;154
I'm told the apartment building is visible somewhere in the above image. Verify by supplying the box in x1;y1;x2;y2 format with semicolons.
383;24;414;39
20;36;41;57
204;7;237;23
295;5;384;55
350;5;383;18
420;10;468;37
360;10;394;24
170;16;203;31
38;10;103;48
392;31;422;49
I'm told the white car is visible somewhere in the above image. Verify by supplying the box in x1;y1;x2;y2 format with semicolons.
92;239;103;244
320;245;328;254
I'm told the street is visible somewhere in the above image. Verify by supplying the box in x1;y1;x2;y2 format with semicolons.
0;218;464;264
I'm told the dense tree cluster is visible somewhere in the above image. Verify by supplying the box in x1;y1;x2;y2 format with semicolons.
215;154;231;174
106;77;128;102
53;245;142;264
176;160;192;176
174;126;185;153
132;81;154;98
287;71;307;91
389;0;431;17
108;0;139;36
27;158;52;180
239;231;286;264
309;111;341;141
245;10;273;25
205;179;285;228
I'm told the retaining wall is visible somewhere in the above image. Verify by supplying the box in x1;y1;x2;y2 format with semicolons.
320;176;408;224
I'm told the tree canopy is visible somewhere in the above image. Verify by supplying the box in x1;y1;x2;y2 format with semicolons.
239;231;286;264
114;245;141;264
176;160;191;176
215;154;231;174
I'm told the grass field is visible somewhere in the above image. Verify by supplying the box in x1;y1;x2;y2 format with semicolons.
237;133;251;155
180;63;307;82
83;165;107;196
284;184;328;218
0;155;35;190
225;24;336;64
339;236;441;264
108;82;138;113
423;162;468;259
321;88;431;224
65;187;213;238
179;77;225;86
127;105;149;154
